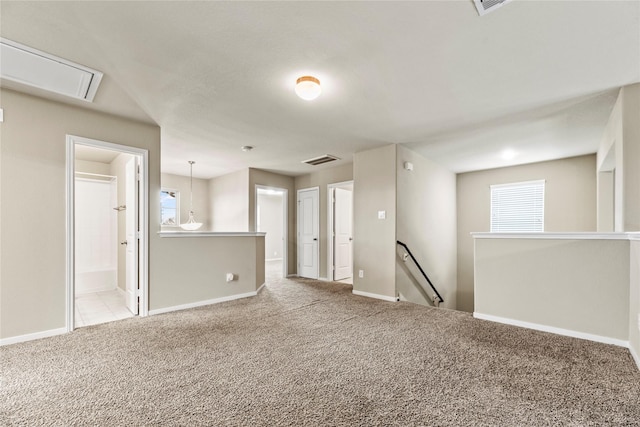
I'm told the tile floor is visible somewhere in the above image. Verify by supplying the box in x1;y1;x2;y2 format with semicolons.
75;289;134;328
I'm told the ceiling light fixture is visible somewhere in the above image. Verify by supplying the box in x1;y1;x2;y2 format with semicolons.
180;161;203;231
295;76;321;101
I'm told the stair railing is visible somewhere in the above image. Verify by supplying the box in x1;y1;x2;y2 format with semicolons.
396;240;444;307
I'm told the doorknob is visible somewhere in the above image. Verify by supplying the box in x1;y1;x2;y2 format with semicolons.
313;238;318;241
349;237;353;241
120;240;128;246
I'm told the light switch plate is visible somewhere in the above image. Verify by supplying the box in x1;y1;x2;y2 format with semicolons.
378;210;386;219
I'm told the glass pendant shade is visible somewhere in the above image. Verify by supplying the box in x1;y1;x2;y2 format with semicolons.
181;211;202;231
180;161;203;231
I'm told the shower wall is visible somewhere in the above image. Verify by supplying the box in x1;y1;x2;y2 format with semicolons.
75;178;118;294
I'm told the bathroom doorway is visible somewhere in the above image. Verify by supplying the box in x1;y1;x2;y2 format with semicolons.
66;135;149;331
256;186;287;280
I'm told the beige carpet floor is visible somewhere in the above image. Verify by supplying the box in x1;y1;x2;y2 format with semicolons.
1;277;639;426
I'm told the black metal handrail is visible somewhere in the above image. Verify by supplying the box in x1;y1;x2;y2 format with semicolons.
396;240;444;305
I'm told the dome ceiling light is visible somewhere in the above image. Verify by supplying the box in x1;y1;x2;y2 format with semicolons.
295;76;321;101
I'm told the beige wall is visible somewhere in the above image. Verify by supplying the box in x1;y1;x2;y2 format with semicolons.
475;238;630;341
209;169;249;232
248;168;296;275
161;172;210;231
456;154;597;312
396;146;457;309
597;84;640;366
623;85;640;367
151;235;264;310
295;163;353;279
0;89;161;340
621;84;640;231
353;145;396;299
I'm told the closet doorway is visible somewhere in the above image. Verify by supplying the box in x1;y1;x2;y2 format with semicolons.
66;136;148;331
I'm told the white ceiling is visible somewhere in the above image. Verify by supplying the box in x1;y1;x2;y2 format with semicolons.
1;1;639;178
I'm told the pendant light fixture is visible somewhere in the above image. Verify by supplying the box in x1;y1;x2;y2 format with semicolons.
180;160;203;231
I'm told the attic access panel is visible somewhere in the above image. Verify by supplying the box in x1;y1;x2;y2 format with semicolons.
0;38;103;102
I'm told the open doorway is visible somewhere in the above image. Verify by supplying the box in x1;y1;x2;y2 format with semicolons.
328;181;354;284
66;135;148;331
256;186;288;281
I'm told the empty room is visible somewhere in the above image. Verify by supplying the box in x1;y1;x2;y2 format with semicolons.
1;1;639;425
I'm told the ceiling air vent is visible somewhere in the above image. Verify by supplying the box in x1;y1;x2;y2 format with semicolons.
473;0;512;16
302;154;340;166
0;38;103;102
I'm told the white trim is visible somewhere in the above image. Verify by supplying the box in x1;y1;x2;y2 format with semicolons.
148;291;258;316
318;277;330;282
472;232;630;240
65;141;75;332
159;231;266;237
256;283;266;294
66;135;150;331
287;274;298;278
0;327;67;346
352;289;398;302
473;312;629;347
630;344;640;370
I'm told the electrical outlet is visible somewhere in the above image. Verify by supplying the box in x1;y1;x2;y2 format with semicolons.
358;270;364;278
226;273;234;282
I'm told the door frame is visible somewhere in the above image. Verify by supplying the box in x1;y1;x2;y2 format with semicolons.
255;185;288;278
297;186;319;279
65;135;149;332
327;181;354;281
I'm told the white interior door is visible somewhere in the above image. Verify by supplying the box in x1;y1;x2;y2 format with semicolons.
297;188;319;279
333;187;353;281
125;157;139;315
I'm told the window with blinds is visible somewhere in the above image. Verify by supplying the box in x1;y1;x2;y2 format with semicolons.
490;180;545;232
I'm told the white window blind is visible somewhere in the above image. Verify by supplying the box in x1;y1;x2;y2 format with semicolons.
490;180;545;232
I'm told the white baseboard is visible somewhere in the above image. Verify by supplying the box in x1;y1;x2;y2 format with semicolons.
265;258;283;262
318;277;330;282
630;344;640;370
287;274;298;278
149;291;258;316
473;312;629;348
256;283;266;294
352;289;398;302
0;327;67;346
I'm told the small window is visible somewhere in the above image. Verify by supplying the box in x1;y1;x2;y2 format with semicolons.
490;180;545;232
160;189;179;226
